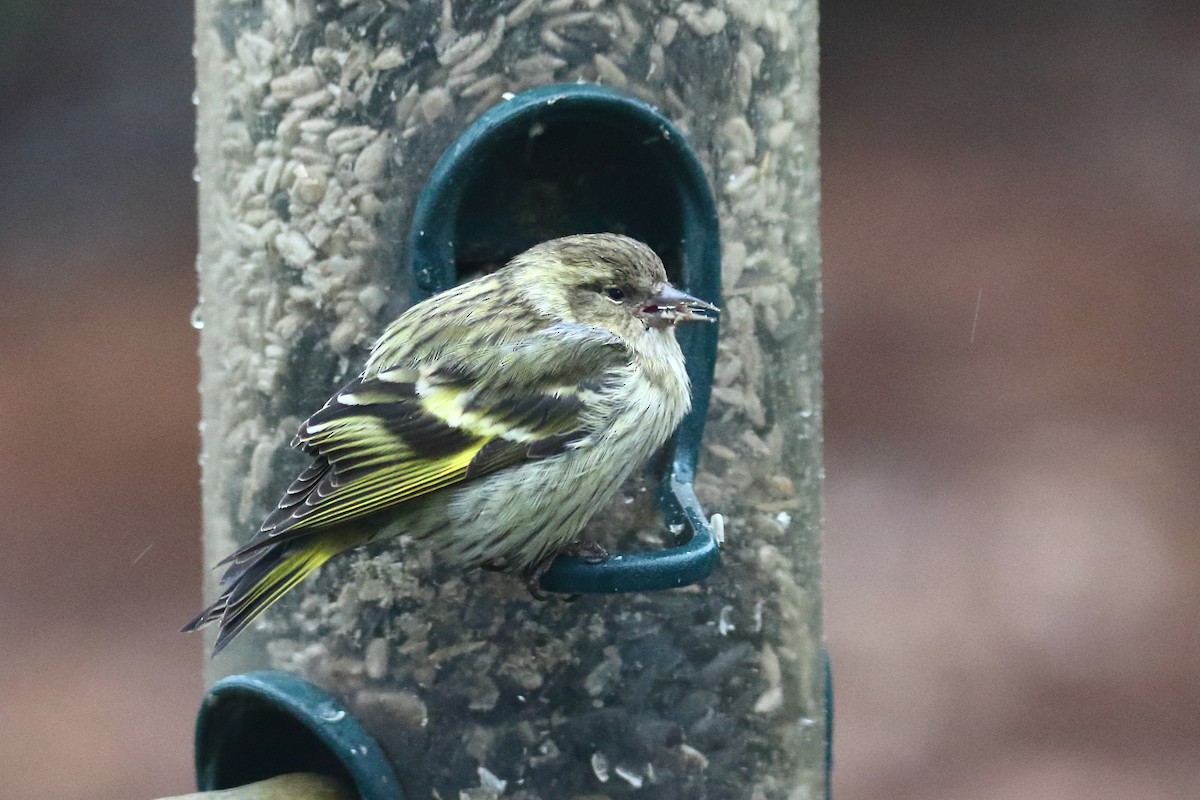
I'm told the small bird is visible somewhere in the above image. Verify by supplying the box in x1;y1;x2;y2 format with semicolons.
184;233;718;654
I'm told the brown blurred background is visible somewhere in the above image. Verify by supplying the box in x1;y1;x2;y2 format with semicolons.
1;1;1197;798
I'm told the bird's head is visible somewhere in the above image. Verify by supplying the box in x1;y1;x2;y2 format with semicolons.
510;233;719;341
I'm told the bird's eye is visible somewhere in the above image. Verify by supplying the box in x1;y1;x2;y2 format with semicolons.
602;286;626;303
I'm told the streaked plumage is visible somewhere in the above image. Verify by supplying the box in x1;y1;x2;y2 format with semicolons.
184;233;718;654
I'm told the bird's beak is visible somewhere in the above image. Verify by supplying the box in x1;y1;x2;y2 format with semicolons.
642;283;720;329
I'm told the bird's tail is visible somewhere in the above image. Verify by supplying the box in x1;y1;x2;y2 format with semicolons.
182;531;361;655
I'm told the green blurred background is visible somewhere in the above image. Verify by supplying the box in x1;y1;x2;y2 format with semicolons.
1;2;1197;798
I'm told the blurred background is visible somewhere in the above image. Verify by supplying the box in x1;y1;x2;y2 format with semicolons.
1;1;1196;798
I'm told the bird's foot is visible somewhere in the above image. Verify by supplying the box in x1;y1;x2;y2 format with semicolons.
524;555;557;601
560;539;609;563
522;540;609;601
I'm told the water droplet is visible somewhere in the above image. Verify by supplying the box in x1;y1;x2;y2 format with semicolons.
192;166;201;183
318;703;346;722
191;90;200;106
190;305;205;329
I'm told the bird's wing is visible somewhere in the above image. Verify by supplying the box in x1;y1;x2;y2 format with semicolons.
226;323;629;560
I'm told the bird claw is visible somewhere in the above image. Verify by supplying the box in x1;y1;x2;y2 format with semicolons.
523;540;608;600
561;539;609;563
524;555;556;600
526;577;554;601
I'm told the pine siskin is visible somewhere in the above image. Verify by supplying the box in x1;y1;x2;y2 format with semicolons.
184;233;718;654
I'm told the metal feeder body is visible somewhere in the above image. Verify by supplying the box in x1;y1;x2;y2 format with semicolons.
195;1;825;797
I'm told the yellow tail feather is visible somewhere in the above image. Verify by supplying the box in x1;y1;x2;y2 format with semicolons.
212;530;364;654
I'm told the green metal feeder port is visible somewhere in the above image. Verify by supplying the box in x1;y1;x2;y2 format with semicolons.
194;671;403;800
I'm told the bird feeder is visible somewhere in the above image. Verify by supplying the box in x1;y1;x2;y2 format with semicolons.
194;1;825;797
